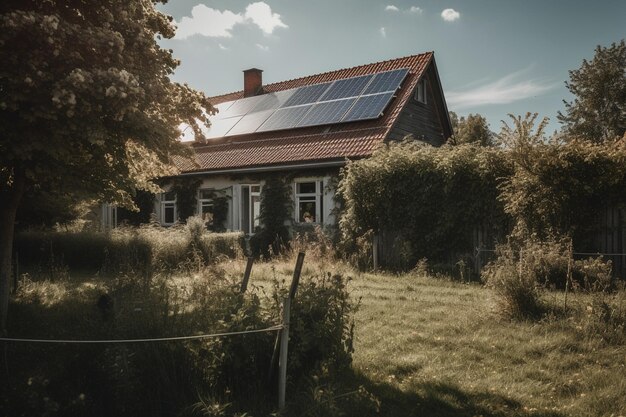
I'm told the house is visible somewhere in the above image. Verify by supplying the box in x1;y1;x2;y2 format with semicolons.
102;52;453;232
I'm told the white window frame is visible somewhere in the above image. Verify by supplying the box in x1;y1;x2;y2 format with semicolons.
415;77;428;104
294;179;323;224
160;191;177;225
240;184;261;234
198;188;215;224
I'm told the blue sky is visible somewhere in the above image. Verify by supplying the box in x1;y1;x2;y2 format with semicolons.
158;0;625;135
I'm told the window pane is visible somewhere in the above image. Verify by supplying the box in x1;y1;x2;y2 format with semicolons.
297;182;316;194
251;185;261;193
299;201;316;223
201;202;213;223
164;205;175;224
200;189;214;200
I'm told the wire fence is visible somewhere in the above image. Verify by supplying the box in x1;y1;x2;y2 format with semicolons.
0;324;284;345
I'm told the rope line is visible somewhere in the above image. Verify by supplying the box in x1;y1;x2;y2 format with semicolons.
475;248;626;256
0;324;284;345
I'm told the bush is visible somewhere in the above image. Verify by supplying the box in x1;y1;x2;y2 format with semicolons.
13;227;245;276
577;289;626;345
3;263;357;417
483;250;544;320
483;237;615;319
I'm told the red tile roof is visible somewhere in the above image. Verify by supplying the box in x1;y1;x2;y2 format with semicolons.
177;52;433;173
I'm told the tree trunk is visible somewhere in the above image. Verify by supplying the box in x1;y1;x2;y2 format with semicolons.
0;170;25;335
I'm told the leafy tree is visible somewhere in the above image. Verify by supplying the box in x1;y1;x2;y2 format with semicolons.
0;1;214;333
557;40;626;142
449;113;494;146
448;111;459;133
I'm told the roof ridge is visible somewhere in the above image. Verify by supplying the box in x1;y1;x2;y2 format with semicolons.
209;51;433;101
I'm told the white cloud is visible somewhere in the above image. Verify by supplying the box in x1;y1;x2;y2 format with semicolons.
176;5;244;38
175;2;287;39
447;70;558;109
409;6;423;13
441;8;460;22
385;5;399;12
379;27;386;37
244;2;288;35
256;43;269;51
218;43;228;50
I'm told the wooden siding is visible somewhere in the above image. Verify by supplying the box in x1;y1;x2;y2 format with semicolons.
387;64;447;146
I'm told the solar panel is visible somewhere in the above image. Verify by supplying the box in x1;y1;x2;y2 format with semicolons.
281;82;332;108
297;98;356;127
363;68;409;95
342;91;395;122
206;116;243;139
249;90;295;113
213;101;235;117
203;67;409;138
226;109;275;137
256;105;314;132
220;94;268;118
319;74;373;101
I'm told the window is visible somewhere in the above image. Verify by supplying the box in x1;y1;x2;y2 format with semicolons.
198;189;214;225
161;191;177;225
415;77;428;104
295;180;323;224
241;184;261;234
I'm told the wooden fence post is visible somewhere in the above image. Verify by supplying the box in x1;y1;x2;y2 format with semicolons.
289;252;305;299
278;296;291;410
372;234;379;270
240;257;254;293
268;252;305;392
13;252;19;294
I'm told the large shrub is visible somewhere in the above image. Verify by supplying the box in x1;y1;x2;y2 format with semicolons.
498;114;626;245
338;141;510;269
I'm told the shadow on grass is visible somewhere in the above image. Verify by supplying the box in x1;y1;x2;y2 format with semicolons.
314;369;565;417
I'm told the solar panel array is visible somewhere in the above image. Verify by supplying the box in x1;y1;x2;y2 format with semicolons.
205;68;409;139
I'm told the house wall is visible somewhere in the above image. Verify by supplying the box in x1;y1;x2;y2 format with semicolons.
151;170;340;232
387;64;447;146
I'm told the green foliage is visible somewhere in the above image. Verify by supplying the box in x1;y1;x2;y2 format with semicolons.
449;113;494;146
483;236;614;320
498;113;626;243
338;141;510;269
171;178;202;223
0;0;215;332
274;272;356;378
251;176;292;257
116;190;155;226
16;189;82;228
13;228;245;274
558;40;626;142
0;0;214;207
3;264;357;417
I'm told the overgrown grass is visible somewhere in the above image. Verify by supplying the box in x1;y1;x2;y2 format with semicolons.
224;256;626;417
13;225;245;276
3;241;625;416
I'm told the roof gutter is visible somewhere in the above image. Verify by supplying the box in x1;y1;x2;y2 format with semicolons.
175;159;348;177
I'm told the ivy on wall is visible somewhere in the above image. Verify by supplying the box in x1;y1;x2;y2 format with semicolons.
170;177;202;222
251;176;292;257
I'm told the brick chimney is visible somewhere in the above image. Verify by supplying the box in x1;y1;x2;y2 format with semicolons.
243;68;263;97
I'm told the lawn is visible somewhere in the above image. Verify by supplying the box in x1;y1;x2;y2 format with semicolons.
4;255;626;417
224;257;626;417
